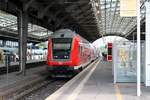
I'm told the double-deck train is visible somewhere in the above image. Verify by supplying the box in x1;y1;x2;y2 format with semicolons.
47;29;97;75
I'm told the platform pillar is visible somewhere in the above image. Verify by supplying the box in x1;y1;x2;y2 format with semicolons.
137;0;141;96
145;2;150;86
18;11;28;76
2;40;6;47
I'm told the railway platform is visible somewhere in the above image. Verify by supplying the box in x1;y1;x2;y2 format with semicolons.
46;59;150;100
0;59;45;68
0;60;46;75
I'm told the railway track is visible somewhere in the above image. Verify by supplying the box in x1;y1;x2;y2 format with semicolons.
23;78;69;100
1;75;70;100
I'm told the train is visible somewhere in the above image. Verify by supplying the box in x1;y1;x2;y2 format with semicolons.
47;29;97;75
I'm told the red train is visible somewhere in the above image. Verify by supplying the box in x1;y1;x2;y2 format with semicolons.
47;29;96;75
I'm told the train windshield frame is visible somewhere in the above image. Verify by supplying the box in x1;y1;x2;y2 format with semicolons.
52;38;72;60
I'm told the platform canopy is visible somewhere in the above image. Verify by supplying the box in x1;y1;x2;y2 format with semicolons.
0;0;147;42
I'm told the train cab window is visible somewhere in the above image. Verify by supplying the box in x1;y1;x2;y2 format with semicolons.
52;38;72;60
53;43;71;50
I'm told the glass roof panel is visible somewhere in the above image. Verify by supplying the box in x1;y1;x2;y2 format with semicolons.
0;10;17;32
96;0;146;36
28;23;53;37
0;10;53;38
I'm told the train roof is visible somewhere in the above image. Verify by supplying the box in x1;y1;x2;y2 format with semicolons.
51;29;76;38
50;29;92;44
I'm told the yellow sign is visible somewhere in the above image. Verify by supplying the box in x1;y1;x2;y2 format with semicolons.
119;48;127;62
120;0;136;17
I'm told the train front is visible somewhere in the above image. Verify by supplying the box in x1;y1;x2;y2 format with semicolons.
47;29;79;75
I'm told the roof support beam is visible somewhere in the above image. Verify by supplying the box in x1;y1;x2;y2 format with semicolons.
23;0;35;11
18;11;28;75
38;2;55;19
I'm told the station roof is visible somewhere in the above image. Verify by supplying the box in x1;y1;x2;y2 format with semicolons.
0;0;100;42
0;0;147;42
97;0;145;38
0;10;53;42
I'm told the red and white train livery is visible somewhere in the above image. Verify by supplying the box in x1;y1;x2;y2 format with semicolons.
47;29;96;74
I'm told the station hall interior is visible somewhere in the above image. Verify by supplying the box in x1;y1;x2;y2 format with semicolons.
0;0;150;100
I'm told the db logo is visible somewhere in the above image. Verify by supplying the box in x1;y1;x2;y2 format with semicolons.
58;62;63;64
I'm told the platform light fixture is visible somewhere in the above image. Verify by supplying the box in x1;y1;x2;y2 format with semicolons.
95;2;98;7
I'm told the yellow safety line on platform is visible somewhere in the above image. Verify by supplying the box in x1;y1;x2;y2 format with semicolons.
115;84;123;100
45;60;99;100
66;61;100;100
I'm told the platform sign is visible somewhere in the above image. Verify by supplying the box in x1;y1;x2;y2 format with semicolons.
113;42;145;83
120;0;136;17
118;48;128;68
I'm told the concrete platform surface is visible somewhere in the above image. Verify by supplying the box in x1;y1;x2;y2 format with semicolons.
0;59;45;68
0;65;46;88
46;59;150;100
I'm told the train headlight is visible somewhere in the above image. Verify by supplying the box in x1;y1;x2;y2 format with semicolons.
65;56;68;58
54;56;58;58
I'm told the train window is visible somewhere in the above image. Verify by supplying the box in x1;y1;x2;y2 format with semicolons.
80;46;83;56
52;38;72;43
108;48;112;55
52;38;72;60
79;46;82;55
53;43;71;50
78;45;81;54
